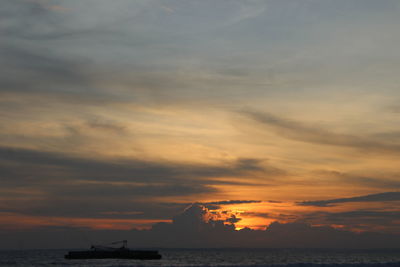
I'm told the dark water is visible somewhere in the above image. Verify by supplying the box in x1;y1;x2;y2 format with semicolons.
0;248;399;267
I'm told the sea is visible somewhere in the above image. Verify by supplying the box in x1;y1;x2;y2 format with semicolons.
0;248;399;267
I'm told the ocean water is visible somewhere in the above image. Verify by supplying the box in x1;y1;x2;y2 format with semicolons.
0;248;399;267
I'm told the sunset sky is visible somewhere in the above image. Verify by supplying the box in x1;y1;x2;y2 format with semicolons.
1;0;400;246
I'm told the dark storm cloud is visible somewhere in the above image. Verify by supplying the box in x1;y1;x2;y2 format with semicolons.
241;110;400;154
298;191;400;207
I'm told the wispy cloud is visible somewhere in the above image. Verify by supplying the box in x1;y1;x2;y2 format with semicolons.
298;191;400;207
313;170;400;189
202;200;262;205
0;146;276;218
2;0;400;246
241;109;400;154
200;200;262;210
299;209;400;233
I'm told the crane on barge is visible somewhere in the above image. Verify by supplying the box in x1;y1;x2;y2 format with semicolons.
65;240;162;260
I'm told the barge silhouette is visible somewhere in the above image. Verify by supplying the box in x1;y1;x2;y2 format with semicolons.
65;240;162;260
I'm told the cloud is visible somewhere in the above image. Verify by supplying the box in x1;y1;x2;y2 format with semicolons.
241;212;270;219
384;103;400;114
0;146;267;184
240;212;298;222
202;200;262;205
85;118;127;134
200;200;262;210
1;204;399;249
171;204;222;230
0;44;89;94
240;110;400;155
299;210;400;234
314;170;400;189
0;0;274;112
50;183;217;198
0;146;274;218
298;191;400;207
0;199;187;222
1;0;400;250
0;0;160;108
319;210;400;225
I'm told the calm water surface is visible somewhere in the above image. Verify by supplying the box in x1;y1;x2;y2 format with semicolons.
0;248;399;267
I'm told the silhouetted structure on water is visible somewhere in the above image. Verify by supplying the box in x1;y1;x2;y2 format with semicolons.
64;240;162;260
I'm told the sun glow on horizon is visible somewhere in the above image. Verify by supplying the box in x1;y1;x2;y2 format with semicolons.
1;0;400;250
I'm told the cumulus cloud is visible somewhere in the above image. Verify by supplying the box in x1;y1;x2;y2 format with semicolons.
141;206;400;249
2;0;400;250
1;204;399;249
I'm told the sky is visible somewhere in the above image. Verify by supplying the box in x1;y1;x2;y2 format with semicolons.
1;0;400;248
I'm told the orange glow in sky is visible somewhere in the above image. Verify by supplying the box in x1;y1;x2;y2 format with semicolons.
1;0;400;249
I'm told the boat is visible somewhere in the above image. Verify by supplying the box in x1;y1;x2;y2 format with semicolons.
64;240;162;260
